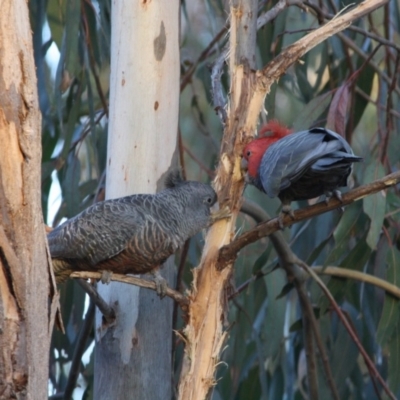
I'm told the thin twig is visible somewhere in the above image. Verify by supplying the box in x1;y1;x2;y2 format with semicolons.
178;128;187;180
182;0;280;99
257;0;288;29
296;282;319;400
290;0;400;98
382;51;400;164
70;271;189;307
337;31;400;98
260;0;390;84
63;301;95;400
180;25;228;92
210;0;291;125
296;0;400;52
182;144;215;178
81;2;109;117
355;86;400;119
77;279;116;324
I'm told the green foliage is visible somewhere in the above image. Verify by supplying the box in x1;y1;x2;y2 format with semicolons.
36;0;400;398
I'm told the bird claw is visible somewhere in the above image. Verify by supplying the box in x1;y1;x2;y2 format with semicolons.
325;190;343;204
151;269;168;298
209;206;231;224
278;205;295;229
277;215;285;230
333;190;343;202
101;270;113;284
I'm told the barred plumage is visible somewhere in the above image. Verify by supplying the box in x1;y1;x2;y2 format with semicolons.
48;172;218;284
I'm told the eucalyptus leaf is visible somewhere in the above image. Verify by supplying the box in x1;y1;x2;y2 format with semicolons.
292;92;333;131
262;269;286;359
363;163;386;250
377;247;400;345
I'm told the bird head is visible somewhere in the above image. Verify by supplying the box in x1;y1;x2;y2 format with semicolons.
242;120;292;179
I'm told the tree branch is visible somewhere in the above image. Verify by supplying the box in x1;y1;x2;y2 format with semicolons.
260;0;389;82
219;171;400;267
76;279;116;324
296;282;319;400
70;272;189;307
246;0;389;129
257;0;288;29
62;302;95;400
313;266;400;299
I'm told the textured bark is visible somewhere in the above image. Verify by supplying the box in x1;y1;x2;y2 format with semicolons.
93;1;180;399
0;0;52;398
178;2;258;398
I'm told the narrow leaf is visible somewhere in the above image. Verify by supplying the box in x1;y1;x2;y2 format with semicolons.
326;82;350;136
388;325;400;394
324;202;362;266
262;269;287;359
377;247;400;345
363;163;386;250
292;91;333;131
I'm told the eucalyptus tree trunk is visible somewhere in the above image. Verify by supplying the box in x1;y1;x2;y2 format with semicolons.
0;0;53;398
94;1;180;398
177;1;259;397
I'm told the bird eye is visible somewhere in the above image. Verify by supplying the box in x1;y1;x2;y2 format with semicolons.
205;197;213;204
246;150;251;157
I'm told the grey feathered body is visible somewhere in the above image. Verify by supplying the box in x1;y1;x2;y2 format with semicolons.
253;127;362;204
48;175;217;283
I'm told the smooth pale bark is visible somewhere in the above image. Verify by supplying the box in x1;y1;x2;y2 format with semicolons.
94;1;180;399
0;0;52;398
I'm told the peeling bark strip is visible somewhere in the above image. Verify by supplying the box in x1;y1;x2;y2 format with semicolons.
0;0;52;398
177;0;388;398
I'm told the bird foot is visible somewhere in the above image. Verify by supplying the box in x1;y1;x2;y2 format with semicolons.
209;206;231;225
325;190;343;204
333;190;343;202
101;270;113;284
151;269;168;298
278;205;295;229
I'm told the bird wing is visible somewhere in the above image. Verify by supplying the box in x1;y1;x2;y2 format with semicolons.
47;195;153;265
259;128;349;197
311;151;362;171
